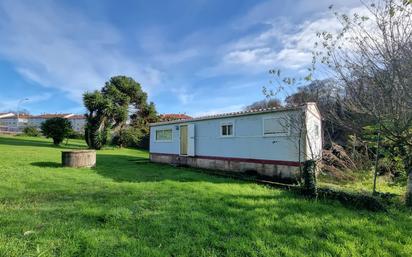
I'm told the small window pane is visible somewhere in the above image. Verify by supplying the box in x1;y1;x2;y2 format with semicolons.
264;118;288;135
227;125;233;135
314;124;319;137
156;129;172;141
221;125;227;136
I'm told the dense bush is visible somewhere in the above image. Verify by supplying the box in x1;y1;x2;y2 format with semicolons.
22;126;40;137
41;118;72;145
137;133;150;150
111;126;142;148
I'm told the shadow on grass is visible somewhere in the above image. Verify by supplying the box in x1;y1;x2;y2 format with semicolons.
93;153;242;184
31;162;62;168
0;136;86;149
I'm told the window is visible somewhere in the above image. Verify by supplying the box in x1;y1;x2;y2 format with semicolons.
221;122;234;137
314;124;320;137
155;129;172;141
263;117;289;136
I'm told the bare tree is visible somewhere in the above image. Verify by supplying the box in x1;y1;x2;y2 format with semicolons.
317;0;412;201
267;0;412;203
244;98;282;111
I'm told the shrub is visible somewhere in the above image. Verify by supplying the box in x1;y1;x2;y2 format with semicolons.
22;126;40;137
41;118;72;145
111;126;142;148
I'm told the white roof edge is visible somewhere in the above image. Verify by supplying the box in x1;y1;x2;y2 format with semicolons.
150;104;308;127
0;113;15;119
64;113;75;118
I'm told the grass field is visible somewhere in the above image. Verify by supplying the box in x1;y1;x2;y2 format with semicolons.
0;135;411;257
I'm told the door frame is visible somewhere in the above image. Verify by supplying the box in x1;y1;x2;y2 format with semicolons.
179;124;189;156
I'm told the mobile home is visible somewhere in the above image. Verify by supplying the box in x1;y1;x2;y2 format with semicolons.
149;102;322;180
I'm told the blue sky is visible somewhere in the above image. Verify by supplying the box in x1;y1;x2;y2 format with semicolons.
0;0;362;116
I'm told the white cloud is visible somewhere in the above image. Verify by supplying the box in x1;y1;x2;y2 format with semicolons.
0;0;164;102
171;86;195;105
234;0;362;29
191;104;244;117
203;3;368;76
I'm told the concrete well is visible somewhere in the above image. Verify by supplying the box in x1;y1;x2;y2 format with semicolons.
62;150;96;168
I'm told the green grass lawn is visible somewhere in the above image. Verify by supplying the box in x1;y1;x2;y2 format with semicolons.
0;135;411;257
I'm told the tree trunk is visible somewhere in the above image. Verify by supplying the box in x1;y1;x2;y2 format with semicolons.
406;172;412;207
403;147;412;207
302;160;317;198
53;138;61;145
372;122;381;195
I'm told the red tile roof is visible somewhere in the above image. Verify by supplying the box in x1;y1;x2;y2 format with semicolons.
159;113;192;121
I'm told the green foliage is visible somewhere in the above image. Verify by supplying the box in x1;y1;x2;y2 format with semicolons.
40;117;72;145
84;75;152;150
22;126;40;137
83;91;111;150
361;125;408;181
130;101;159;149
111;126;142;148
406;180;412;207
1;135;412;256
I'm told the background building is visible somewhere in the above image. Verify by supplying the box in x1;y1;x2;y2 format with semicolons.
0;113;86;133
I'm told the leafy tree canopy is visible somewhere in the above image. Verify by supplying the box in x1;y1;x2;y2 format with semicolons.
84;75;157;150
41;117;72;145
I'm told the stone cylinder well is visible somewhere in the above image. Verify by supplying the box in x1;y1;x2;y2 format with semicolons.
62;150;96;168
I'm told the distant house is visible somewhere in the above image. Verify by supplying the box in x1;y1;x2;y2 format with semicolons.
0;113;31;132
0;113;86;133
149;103;322;181
67;115;86;133
29;113;74;130
0;112;14;119
159;113;192;122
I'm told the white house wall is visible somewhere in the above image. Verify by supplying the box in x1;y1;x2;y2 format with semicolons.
305;104;323;160
150;110;305;163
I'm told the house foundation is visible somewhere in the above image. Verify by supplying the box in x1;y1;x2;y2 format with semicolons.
150;153;301;181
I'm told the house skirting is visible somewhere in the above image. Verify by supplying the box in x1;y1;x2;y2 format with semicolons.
149;153;302;181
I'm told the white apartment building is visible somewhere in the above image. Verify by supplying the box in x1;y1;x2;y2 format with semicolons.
0;113;86;133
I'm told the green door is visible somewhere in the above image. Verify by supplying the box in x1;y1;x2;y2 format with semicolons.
180;125;188;155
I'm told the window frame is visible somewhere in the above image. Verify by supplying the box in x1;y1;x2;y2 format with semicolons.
220;121;235;137
155;128;173;142
262;117;290;137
